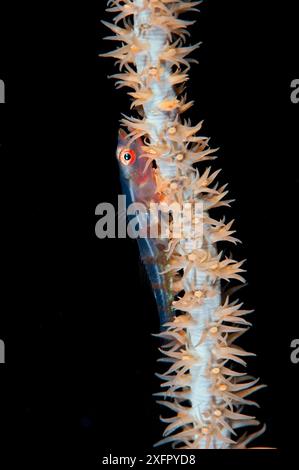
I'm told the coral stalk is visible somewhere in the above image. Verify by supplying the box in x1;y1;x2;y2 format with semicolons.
101;0;266;449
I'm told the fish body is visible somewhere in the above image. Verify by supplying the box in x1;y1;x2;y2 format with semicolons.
116;129;173;326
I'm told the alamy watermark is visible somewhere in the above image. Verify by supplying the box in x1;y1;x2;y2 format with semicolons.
290;79;299;104
0;339;5;363
95;196;204;242
290;339;299;364
0;79;5;103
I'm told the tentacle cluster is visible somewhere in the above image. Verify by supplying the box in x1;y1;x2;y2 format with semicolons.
102;0;266;449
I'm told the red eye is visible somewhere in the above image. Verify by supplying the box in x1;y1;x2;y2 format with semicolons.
119;149;136;166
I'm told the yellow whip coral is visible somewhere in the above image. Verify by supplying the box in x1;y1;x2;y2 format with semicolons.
101;0;267;449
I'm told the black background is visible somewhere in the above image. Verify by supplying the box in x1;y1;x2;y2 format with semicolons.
0;0;298;467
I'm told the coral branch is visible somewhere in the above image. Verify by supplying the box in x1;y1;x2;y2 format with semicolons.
102;0;266;449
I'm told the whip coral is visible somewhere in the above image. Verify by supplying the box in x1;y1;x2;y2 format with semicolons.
101;0;267;449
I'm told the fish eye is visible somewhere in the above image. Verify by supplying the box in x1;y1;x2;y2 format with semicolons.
119;148;136;166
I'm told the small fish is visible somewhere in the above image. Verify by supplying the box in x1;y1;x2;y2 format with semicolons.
116;129;173;327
